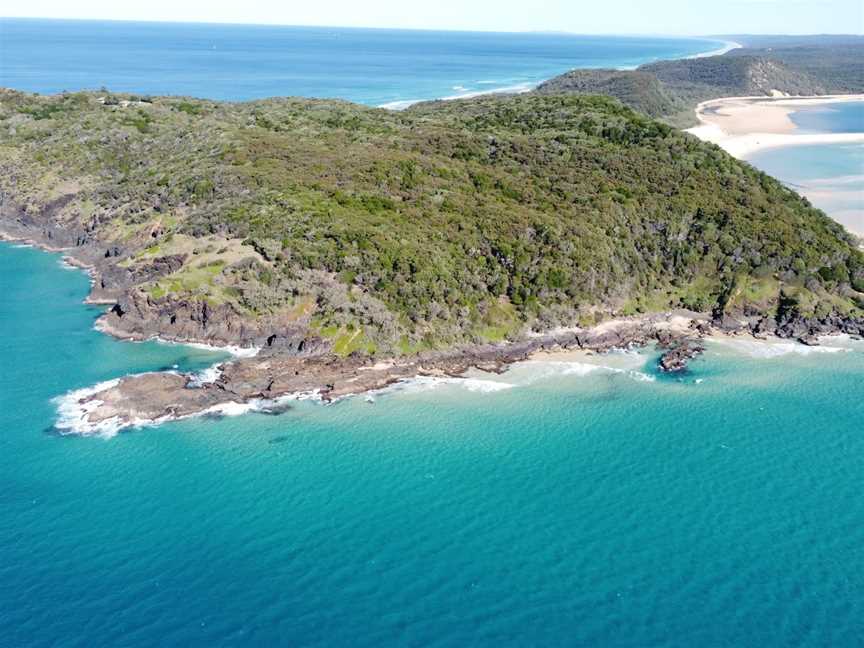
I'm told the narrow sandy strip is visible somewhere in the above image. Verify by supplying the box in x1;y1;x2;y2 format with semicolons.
686;40;742;59
686;94;864;157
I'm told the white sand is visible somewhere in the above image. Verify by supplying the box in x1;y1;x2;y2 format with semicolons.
686;94;864;157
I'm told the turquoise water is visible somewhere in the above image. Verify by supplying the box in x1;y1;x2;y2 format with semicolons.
746;143;864;235
0;19;722;106
790;101;864;134
2;28;863;645
2;242;864;646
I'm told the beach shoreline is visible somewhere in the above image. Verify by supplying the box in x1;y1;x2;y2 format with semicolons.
381;37;738;110
686;94;864;157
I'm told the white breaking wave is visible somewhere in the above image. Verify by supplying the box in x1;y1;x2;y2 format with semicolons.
379;81;535;111
53;378;126;439
442;82;535;102
710;337;847;359
187;364;223;387
378;99;419;110
379;39;741;112
370;374;516;397
200;391;322;419
518;360;656;384
53;378;324;438
163;339;260;358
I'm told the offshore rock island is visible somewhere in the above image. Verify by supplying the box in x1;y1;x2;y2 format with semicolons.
1;84;863;429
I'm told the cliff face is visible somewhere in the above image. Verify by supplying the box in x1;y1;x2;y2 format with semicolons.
2;89;862;354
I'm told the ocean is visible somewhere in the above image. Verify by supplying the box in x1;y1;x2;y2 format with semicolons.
0;18;724;106
2;242;863;647
1;21;863;648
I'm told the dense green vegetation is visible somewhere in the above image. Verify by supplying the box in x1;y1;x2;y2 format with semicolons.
726;42;864;94
1;89;862;352
537;39;864;126
535;69;684;119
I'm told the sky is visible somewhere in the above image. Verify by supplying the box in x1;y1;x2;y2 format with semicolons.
1;0;862;35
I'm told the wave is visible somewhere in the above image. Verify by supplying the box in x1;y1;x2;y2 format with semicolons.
373;375;516;397
187;364;223;387
379;39;739;112
442;82;535;101
56;354;659;437
53;376;324;438
378;99;420;110
518;360;656;384
200;391;322;418
161;339;260;358
379;81;536;111
710;337;847;359
53;378;127;439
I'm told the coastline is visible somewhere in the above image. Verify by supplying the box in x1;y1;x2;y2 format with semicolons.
4;181;862;437
381;37;737;110
686;39;742;59
685;94;864;157
3;48;863;437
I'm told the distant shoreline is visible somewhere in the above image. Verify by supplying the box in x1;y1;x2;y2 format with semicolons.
685;94;864;157
685;39;742;59
380;37;735;110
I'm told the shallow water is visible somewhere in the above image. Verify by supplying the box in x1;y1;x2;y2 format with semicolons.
2;242;863;647
0;18;721;106
790;101;864;134
746;142;864;234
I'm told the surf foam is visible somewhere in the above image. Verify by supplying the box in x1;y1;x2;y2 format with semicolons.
711;337;846;359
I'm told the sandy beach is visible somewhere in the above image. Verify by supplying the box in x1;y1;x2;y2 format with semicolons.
686;94;864;157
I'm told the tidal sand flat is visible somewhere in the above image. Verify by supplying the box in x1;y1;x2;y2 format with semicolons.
748;143;864;235
687;95;864;157
687;96;864;234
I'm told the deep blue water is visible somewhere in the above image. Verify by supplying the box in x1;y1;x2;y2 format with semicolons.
1;242;863;647
0;18;723;105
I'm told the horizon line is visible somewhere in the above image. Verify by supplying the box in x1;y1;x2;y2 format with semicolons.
2;15;862;38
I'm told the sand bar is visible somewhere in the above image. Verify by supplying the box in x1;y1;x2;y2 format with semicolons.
686;94;864;157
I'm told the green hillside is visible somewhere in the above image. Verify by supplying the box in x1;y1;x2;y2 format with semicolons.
537;55;832;126
1;89;862;352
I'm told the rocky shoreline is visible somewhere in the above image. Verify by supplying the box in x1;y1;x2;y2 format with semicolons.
63;312;712;434
3;204;863;436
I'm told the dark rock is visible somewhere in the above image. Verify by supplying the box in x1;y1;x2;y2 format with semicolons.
658;339;705;373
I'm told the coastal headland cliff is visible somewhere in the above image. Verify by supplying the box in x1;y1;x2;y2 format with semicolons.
2;87;863;428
